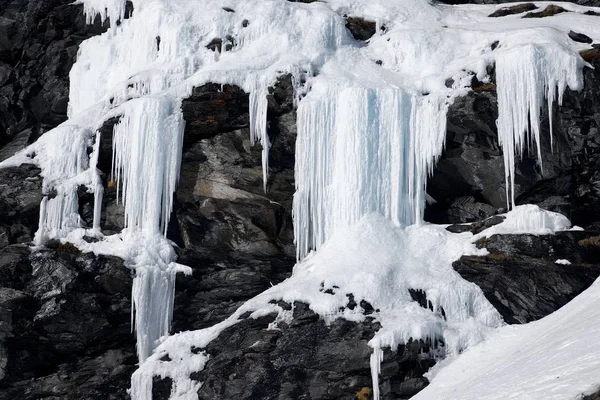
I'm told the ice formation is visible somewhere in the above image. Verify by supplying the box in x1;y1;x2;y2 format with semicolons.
496;44;583;207
294;81;448;259
0;0;599;398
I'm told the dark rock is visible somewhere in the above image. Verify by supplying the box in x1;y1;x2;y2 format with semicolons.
0;165;43;247
581;48;600;62
0;0;109;157
582;387;600;399
447;214;505;234
181;84;250;148
172;76;297;332
152;376;173;399
345;17;377;41
585;10;600;16
206;36;234;53
0;246;135;400
151;303;437;400
488;3;537;18
522;4;568;18
455;231;600;324
569;30;594;44
445;223;473;234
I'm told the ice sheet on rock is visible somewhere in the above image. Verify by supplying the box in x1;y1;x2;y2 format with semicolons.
72;0;351;187
413;278;600;400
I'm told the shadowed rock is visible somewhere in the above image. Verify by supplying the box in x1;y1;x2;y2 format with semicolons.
345;16;377;41
522;4;568;18
455;231;600;324
488;3;537;17
426;58;600;227
569;30;594;43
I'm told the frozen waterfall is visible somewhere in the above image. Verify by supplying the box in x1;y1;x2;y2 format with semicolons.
0;0;595;398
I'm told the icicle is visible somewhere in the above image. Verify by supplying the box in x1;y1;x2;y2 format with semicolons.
495;44;583;208
111;97;184;236
249;88;270;191
370;346;383;400
132;263;178;362
110;96;185;362
32;126;91;245
88;129;105;233
81;0;128;27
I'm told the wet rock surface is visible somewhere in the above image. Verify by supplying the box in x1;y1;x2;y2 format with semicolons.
454;231;600;324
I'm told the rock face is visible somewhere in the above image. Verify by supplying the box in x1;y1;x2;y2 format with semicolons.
0;0;111;161
171;76;297;333
155;302;435;400
426;58;600;225
454;231;600;324
2;2;600;399
0;165;42;248
0;244;136;400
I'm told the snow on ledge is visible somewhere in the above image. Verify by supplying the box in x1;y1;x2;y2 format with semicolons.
475;205;572;240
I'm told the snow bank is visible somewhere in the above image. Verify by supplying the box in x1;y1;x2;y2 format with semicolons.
413;278;600;400
476;204;572;239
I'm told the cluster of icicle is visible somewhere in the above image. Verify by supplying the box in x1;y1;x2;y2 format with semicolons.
294;85;448;260
110;97;189;362
496;44;583;207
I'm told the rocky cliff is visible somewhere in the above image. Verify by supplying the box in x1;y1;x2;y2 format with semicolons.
1;1;600;400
